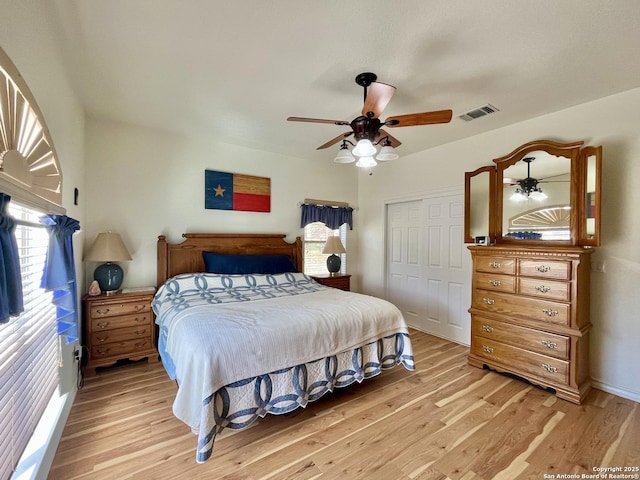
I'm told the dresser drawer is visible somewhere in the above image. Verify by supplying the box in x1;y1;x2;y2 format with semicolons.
90;301;150;318
471;338;569;385
475;273;516;293
91;312;153;332
91;324;153;345
475;257;516;275
91;337;154;360
519;259;571;280
473;290;569;326
518;277;571;302
471;317;569;359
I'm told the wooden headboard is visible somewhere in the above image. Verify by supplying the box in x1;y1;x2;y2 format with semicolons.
157;233;303;286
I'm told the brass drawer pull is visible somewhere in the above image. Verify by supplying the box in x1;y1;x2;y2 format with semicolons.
97;322;110;329
535;285;551;293
134;316;148;323
482;325;494;333
488;262;501;269
135;330;146;336
482;297;495;305
542;309;559;317
541;340;558;349
482;345;494;353
489;279;502;287
97;336;107;343
133;304;145;311
535;265;551;273
542;363;558;373
96;308;111;316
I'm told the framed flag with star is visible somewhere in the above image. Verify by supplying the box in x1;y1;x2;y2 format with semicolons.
205;170;271;212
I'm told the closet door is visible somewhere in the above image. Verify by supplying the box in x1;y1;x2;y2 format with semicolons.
386;194;471;345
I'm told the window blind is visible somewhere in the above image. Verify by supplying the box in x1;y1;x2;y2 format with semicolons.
0;202;58;480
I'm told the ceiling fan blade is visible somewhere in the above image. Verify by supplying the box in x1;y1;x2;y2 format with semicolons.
287;116;350;126
317;131;353;150
376;129;402;148
385;109;453;127
362;82;396;118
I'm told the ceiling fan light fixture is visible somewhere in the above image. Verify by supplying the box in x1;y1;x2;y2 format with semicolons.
334;146;355;163
529;189;547;200
352;139;376;157
510;189;527;202
376;144;399;161
355;156;377;168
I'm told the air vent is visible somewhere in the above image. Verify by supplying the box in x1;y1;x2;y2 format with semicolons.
458;104;499;121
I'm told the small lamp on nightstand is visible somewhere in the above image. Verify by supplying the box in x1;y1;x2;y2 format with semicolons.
84;232;132;295
322;236;346;276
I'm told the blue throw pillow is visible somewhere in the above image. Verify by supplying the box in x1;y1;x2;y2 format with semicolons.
202;252;298;274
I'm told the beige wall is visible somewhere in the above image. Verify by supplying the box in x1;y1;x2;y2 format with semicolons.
357;87;640;401
83;118;359;289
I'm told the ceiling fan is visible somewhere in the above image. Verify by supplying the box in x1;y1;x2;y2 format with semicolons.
287;72;453;167
505;157;569;201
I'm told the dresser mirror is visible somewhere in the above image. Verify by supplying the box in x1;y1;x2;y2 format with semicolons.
464;139;602;246
464;166;495;243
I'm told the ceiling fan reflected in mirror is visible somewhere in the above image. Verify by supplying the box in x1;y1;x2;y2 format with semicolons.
287;72;453;167
506;157;569;202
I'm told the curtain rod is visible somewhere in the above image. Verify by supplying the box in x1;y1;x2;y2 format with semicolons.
300;198;351;208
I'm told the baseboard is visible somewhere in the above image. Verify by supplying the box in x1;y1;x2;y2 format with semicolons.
591;379;640;403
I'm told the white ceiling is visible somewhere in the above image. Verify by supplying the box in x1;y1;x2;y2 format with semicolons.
49;0;640;162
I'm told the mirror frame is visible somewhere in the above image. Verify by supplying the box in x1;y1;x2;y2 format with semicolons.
464;166;496;244
578;145;602;246
493;140;584;246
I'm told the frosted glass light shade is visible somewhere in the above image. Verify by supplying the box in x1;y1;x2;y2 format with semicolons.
376;145;399;161
355;156;377;168
352;139;376;157
334;147;355;163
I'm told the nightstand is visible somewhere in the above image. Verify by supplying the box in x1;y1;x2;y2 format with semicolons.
310;274;351;291
82;291;158;376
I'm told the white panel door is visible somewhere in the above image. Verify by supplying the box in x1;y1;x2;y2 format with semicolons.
386;200;424;326
422;194;470;344
386;194;471;345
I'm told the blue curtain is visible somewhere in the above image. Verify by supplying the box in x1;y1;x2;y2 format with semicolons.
0;193;23;324
300;204;353;230
40;214;81;344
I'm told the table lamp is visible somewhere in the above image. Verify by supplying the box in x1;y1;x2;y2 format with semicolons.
322;236;346;276
84;232;132;295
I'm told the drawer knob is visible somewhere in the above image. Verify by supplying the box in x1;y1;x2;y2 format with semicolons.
482;325;494;333
542;363;558;373
482;297;495;305
535;265;551;273
482;345;494;353
535;285;551;293
542;309;559;317
96;308;111;316
488;262;501;269
489;279;502;287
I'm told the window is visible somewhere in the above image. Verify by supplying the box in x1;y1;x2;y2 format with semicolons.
303;222;347;275
0;202;58;480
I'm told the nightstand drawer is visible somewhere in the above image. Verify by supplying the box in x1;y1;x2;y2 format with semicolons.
310;274;351;291
91;324;154;345
91;337;154;359
90;301;150;318
91;312;152;332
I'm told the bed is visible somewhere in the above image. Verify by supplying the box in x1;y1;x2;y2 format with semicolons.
153;233;414;463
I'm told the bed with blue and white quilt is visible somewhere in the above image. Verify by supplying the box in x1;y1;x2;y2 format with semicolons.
153;271;414;463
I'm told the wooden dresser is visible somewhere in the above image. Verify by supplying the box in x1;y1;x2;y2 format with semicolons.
467;245;593;404
310;274;351;291
83;291;158;376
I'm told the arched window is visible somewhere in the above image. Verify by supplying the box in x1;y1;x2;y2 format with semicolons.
0;47;63;212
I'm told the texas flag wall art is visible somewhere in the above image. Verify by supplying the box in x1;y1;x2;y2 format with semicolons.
205;170;271;212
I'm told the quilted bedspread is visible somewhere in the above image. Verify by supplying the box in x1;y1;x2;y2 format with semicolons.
153;272;414;462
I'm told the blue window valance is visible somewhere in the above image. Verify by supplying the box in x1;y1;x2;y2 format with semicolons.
40;214;81;344
300;203;353;230
0;193;23;324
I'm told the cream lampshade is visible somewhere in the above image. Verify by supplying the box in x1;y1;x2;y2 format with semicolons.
84;232;132;295
322;236;346;276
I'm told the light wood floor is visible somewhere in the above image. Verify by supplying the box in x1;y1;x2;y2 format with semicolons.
49;330;639;480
